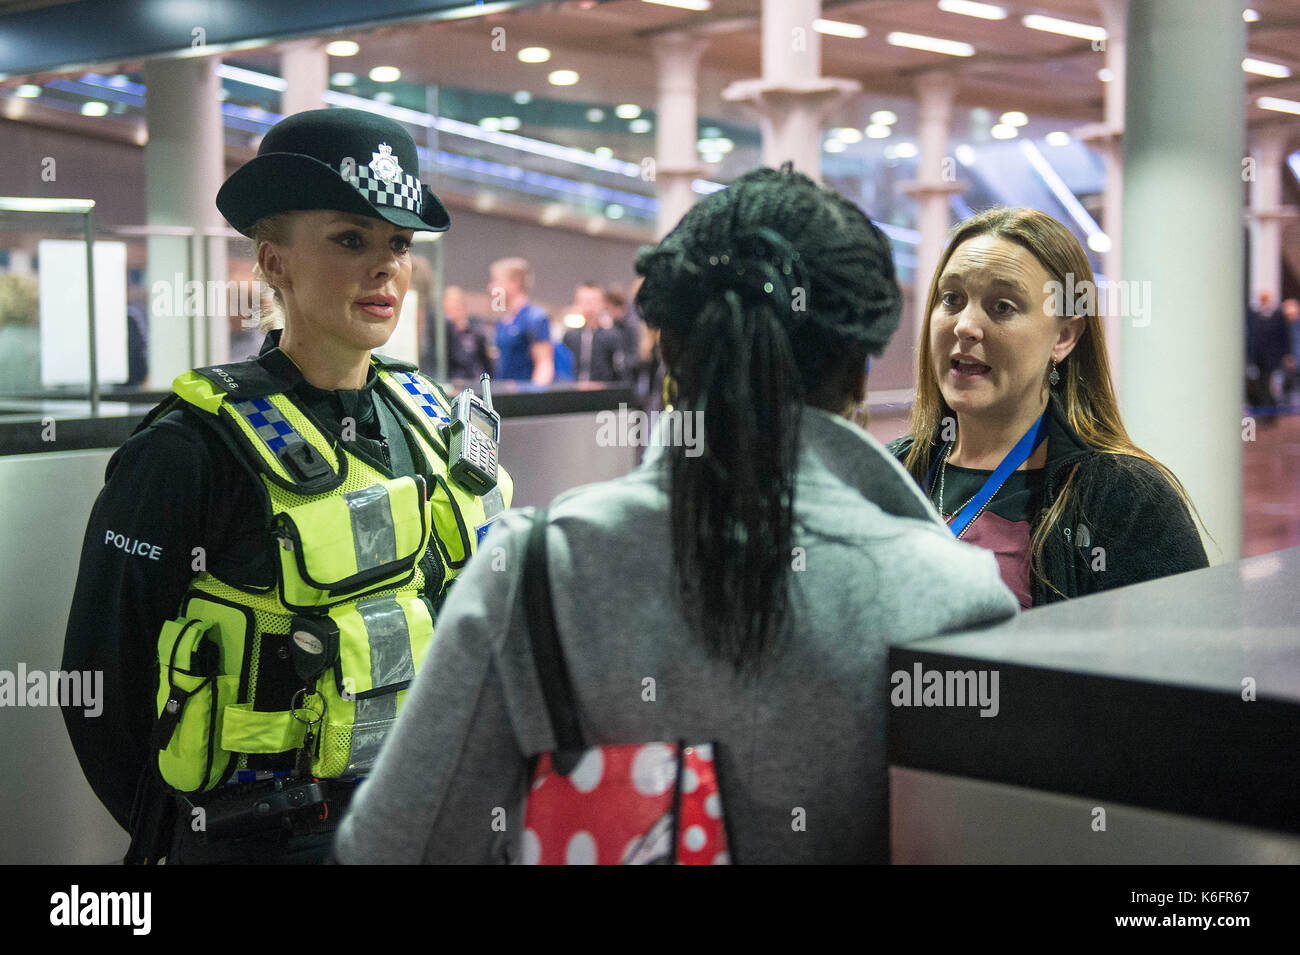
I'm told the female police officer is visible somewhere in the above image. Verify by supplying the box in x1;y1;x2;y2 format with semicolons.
60;107;512;863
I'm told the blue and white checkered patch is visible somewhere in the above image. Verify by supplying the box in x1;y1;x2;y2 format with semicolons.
229;396;309;457
347;163;422;216
390;371;450;425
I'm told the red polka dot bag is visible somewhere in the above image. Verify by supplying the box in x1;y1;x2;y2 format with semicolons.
518;509;734;865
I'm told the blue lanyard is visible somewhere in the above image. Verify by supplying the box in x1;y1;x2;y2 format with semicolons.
925;412;1048;538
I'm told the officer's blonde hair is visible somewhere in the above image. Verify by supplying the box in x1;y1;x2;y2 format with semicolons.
249;212;297;333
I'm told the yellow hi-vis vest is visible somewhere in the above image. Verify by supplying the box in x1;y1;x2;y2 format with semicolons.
150;351;512;794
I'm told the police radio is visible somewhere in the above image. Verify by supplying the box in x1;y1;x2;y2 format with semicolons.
445;373;500;495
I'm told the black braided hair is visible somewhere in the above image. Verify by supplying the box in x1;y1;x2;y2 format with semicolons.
635;165;902;675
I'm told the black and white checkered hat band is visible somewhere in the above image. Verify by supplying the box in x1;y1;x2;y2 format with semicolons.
347;164;423;215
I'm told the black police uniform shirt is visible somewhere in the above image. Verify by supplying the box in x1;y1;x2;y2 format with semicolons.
60;331;440;831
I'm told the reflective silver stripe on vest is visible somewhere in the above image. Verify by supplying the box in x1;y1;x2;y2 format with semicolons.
344;484;398;572
345;595;416;775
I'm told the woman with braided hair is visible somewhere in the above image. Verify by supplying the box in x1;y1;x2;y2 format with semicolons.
333;166;1016;864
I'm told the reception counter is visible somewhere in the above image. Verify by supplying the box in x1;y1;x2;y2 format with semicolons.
889;547;1300;863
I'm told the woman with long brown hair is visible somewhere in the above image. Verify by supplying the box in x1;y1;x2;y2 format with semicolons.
891;206;1208;607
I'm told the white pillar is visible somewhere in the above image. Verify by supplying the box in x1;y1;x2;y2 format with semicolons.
144;55;227;383
1120;0;1245;561
1077;0;1127;384
280;39;329;116
721;0;858;182
651;32;709;239
902;72;962;338
1246;125;1299;305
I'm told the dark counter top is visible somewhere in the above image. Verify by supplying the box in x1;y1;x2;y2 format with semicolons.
888;548;1300;834
0;383;635;455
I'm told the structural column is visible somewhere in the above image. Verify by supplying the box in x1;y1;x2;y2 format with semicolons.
143;54;227;382
1077;0;1127;379
722;0;858;182
651;31;709;239
1120;0;1244;561
280;39;329;116
902;72;962;337
1246;125;1299;304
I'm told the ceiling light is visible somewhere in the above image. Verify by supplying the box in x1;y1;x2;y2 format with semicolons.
628;118;652;133
824;139;847;153
513;90;533;104
14;84;40;97
548;70;580;86
594;146;614;159
938;1;1006;20
869;110;898;125
478;117;502;131
369;66;400;82
80;101;109;116
834;126;863;143
1045;130;1070;146
1000;111;1028;127
330;72;356;86
1243;57;1291;78
326;41;359;56
1098;68;1114;82
887;32;975;57
701;125;722;137
814;18;867;39
586;108;605;122
218;64;287;90
882;145;900;159
865;123;892;139
1243;9;1260;22
702;152;723;164
642;0;711;10
955;144;976;165
374;91;394;104
615;104;642;119
1087;232;1112;253
1258;96;1300;115
605;203;625;219
498;116;522;131
518;47;551;63
990;123;1017;139
564;312;585;328
1021;14;1106;43
893;141;918;158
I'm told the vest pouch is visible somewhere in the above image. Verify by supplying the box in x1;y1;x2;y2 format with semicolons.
426;474;477;572
275;475;429;612
154;617;241;794
305;591;435;778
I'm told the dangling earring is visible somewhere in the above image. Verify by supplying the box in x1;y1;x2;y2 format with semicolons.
661;371;678;410
1049;359;1060;387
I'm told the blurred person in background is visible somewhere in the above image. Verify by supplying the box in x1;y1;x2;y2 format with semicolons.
562;281;625;382
332;165;1017;865
1246;289;1289;416
490;256;553;385
892;207;1208;608
440;284;491;381
1280;297;1300;408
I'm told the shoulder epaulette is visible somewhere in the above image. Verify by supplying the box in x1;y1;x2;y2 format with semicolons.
173;359;286;414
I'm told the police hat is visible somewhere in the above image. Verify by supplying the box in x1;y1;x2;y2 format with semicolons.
216;107;450;237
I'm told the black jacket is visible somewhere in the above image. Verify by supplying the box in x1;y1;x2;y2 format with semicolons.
887;396;1209;606
60;331;442;831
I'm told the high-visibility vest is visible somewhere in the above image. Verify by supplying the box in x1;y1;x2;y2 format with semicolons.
148;350;512;793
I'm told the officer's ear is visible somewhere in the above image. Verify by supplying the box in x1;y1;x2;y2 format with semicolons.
258;239;290;295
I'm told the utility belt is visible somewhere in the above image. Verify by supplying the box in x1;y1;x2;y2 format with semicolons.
176;775;360;843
